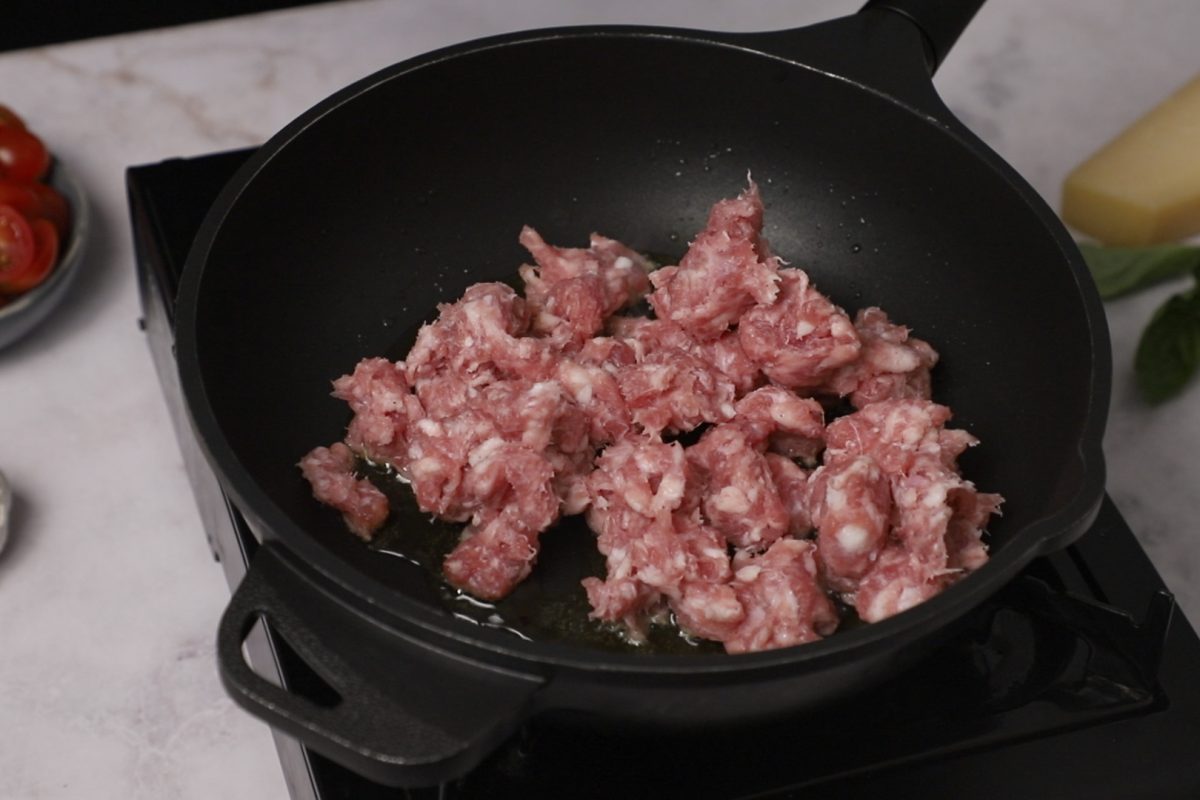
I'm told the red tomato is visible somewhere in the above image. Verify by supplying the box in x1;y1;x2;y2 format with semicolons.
0;179;40;218
1;218;58;292
0;213;58;294
0;180;68;238
27;182;69;237
0;203;35;284
0;126;50;183
0;104;27;130
0;108;66;297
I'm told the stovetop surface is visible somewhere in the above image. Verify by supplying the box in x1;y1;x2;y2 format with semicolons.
128;149;1200;799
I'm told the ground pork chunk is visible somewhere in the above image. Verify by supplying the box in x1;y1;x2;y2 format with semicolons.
582;438;691;635
823;398;974;476
819;398;1000;620
615;349;737;437
822;307;938;407
738;269;862;390
302;183;1003;654
733;385;826;462
687;424;789;551
722;539;839;654
648;181;781;342
333;357;424;465
442;442;561;600
671;581;745;643
298;443;389;539
587;437;689;521
528;273;608;348
555;359;632;445
806;455;892;594
946;488;1003;571
853;546;942;623
403;379;583;524
405;282;537;385
764;454;813;537
607;316;695;355
610;316;762;399
519;227;652;318
697;331;762;396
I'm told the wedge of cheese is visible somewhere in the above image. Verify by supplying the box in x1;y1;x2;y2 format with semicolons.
1062;73;1200;245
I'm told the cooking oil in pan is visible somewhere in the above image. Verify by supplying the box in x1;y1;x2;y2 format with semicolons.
359;459;721;655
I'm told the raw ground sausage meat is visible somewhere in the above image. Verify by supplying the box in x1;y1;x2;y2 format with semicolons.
298;442;389;539
301;180;1002;653
821;307;938;408
647;182;781;342
737;268;861;390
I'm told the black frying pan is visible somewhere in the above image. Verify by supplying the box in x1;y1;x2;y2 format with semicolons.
176;0;1109;787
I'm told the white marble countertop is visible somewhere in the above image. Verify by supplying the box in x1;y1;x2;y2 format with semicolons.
2;1;1198;797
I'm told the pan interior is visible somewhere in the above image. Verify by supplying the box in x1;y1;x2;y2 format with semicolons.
190;34;1096;648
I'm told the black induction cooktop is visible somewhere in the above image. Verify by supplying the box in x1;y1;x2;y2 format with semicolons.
128;149;1200;800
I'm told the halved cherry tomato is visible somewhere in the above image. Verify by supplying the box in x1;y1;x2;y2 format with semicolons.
0;213;57;294
0;180;68;238
1;218;58;293
0;104;27;130
28;181;69;237
0;126;50;183
0;203;35;283
0;107;67;300
0;179;40;219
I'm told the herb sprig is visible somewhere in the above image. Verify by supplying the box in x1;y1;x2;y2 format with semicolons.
1081;244;1200;403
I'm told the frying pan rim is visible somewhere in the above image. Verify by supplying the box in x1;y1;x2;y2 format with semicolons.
176;20;1110;676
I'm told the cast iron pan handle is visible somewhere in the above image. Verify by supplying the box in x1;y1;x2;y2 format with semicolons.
217;543;544;787
860;0;987;73
738;0;985;120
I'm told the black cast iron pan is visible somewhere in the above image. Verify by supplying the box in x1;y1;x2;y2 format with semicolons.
176;0;1110;787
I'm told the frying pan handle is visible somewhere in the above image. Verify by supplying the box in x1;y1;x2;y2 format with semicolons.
859;0;987;73
216;543;543;787
735;0;986;120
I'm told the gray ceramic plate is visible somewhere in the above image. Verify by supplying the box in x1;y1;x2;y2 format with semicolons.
0;163;89;350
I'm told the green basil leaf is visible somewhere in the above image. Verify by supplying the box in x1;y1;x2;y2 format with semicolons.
1135;285;1200;403
1078;243;1200;300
